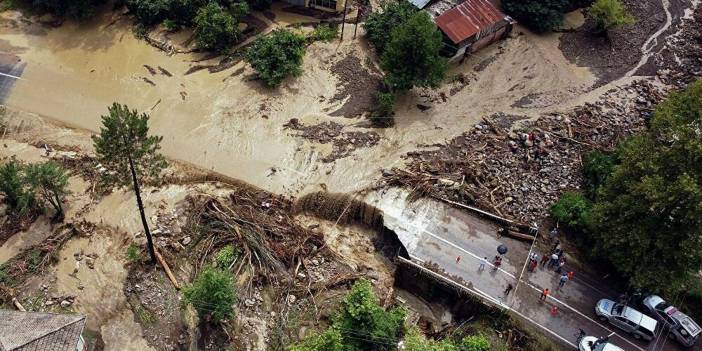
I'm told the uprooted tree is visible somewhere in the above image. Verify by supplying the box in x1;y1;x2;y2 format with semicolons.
92;103;168;264
380;11;447;91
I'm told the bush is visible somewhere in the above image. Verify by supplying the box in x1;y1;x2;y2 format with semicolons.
126;244;142;263
370;91;395;127
183;266;237;324
502;0;570;33
363;0;417;54
0;159;35;215
582;150;616;200
459;334;490;351
127;0;172;25
289;328;343;351
381;11;447;91
215;245;238;268
309;23;338;42
162;18;179;31
550;191;591;231
588;0;635;34
246;29;307;87
194;2;241;51
30;0;105;19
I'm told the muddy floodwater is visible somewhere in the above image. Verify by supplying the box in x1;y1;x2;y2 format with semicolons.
0;8;602;198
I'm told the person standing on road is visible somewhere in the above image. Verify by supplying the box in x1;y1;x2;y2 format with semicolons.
456;255;461;264
556;256;566;273
548;252;559;268
556;273;569;290
492;256;502;271
540;253;549;267
540;288;550;301
567;271;574;281
478;256;487;271
528;255;538;272
550;227;559;241
504;283;514;297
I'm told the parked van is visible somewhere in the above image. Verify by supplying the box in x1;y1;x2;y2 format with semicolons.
643;295;701;347
595;299;658;341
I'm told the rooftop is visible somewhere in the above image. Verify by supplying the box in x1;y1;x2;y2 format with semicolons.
0;310;86;351
434;0;509;44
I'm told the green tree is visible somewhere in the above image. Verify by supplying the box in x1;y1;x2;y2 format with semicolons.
183;266;237;324
403;328;459;351
25;162;69;221
92;103;168;264
289;328;344;351
0;159;34;214
370;92;395;127
582;150;617;200
334;279;406;350
588;0;635;34
246;29;307;87
31;0;105;19
363;0;417;54
590;80;702;293
457;335;490;351
127;0;172;25
502;0;569;33
194;2;242;51
380;12;447;91
550;191;591;231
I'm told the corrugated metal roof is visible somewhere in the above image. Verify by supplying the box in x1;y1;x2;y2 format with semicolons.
435;0;507;44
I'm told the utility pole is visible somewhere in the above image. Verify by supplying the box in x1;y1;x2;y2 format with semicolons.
511;224;539;304
340;0;349;40
129;154;157;264
353;3;362;39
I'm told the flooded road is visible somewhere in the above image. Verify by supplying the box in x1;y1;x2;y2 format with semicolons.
0;7;603;198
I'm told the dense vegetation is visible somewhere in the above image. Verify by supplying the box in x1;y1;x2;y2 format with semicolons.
363;0;417;54
291;279;493;351
27;0;106;19
552;80;702;294
193;2;246;50
588;0;635;34
183;265;237;324
0;160;69;220
380;11;447;91
245;29;307;87
502;0;571;32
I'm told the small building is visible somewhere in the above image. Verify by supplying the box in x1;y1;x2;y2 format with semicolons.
424;0;515;60
0;310;87;351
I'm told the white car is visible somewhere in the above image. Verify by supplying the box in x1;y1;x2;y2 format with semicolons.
595;299;658;341
643;295;701;347
578;336;624;351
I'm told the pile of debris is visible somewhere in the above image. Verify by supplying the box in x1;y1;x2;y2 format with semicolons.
380;80;666;222
284;119;381;162
178;187;325;283
655;4;702;88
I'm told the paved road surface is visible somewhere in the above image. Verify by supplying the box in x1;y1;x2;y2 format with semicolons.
367;188;698;351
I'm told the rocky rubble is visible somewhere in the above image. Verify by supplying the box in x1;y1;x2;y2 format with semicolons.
655;3;702;87
380;80;667;223
284;119;381;162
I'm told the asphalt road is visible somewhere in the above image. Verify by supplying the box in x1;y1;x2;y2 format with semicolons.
369;188;698;351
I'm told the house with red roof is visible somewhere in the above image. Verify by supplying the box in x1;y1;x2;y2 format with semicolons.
419;0;515;60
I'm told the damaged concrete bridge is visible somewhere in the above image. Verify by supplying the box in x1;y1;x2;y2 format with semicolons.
360;188;683;351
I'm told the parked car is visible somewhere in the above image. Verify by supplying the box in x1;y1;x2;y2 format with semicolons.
643;295;701;347
578;336;625;351
595;299;658;341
